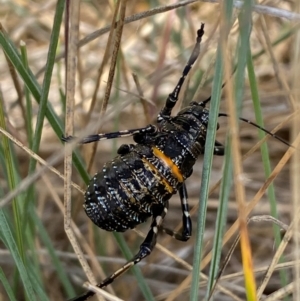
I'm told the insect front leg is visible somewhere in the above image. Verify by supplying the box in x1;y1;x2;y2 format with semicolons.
62;124;157;144
162;183;192;241
157;24;205;122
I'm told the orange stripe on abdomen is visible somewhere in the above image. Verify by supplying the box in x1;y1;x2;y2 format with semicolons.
152;147;183;183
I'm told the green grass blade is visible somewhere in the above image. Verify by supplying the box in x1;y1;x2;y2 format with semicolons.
0;82;26;285
19;40;47;296
191;3;234;299
0;210;36;300
24;5;65;257
247;43;289;292
190;37;224;301
235;4;258;300
27;0;64;173
20;41;33;147
0;266;17;301
0;24;89;184
206;2;250;299
21;6;66;291
32;211;76;297
26;265;50;301
206;139;232;298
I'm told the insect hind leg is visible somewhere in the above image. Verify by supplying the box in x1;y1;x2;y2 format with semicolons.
69;206;168;301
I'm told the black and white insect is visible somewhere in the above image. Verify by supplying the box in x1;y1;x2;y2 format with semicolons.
64;24;292;301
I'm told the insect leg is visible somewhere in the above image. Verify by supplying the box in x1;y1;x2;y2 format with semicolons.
158;23;205;121
62;124;157;144
97;209;167;285
69;207;168;301
162;183;192;241
214;140;225;156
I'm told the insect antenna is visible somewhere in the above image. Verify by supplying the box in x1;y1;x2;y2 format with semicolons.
195;71;292;149
218;112;293;148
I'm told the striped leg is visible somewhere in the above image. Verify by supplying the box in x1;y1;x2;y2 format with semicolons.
68;205;168;301
162;183;192;241
157;24;205;122
62;124;157;144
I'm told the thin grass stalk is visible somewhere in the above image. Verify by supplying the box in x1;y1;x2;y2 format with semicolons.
19;39;47;294
25;0;65;213
0;1;63;276
26;262;50;301
247;43;289;294
31;211;75;296
0;21;90;199
206;139;232;299
20;41;33;147
189;28;225;301
64;0;99;297
206;10;252;301
205;28;248;291
20;2;65;295
86;0;124;175
0;210;36;300
235;3;257;300
0;88;27;294
291;1;300;298
0;266;17;301
87;0;120;118
206;2;241;299
223;14;258;301
111;43;122;165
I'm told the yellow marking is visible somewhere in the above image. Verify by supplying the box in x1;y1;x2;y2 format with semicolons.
141;158;174;193
152;147;184;183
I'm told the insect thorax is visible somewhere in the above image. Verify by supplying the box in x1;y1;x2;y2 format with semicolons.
157;102;210;175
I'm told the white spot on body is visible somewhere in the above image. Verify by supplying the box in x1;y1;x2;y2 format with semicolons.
156;216;162;225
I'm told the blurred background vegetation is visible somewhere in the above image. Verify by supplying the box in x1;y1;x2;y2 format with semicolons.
0;1;299;301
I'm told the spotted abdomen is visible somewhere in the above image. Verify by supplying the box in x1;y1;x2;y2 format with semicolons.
84;144;182;232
